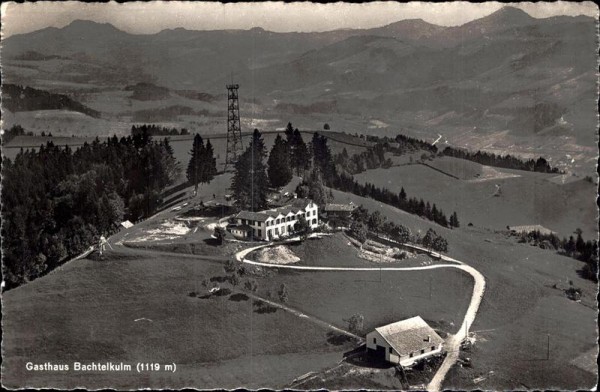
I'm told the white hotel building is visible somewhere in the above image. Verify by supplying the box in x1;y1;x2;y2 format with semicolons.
230;199;319;241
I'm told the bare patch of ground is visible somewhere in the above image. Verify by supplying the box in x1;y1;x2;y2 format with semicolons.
467;166;521;182
255;245;301;264
128;220;191;242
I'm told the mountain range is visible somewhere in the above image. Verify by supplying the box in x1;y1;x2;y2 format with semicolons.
1;6;597;171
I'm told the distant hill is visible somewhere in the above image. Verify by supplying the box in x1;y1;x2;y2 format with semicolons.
2;84;101;118
1;7;597;170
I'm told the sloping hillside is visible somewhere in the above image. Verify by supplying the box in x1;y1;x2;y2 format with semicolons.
2;84;100;118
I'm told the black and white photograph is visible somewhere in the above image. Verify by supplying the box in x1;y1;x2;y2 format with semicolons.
1;1;598;390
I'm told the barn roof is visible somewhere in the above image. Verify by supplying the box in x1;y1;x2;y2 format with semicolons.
324;203;356;212
375;316;444;355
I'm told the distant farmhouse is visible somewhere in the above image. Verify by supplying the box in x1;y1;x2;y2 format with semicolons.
229;199;319;241
366;316;444;367
508;224;557;236
322;202;356;220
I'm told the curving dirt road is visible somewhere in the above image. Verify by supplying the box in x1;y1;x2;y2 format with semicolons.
236;242;485;392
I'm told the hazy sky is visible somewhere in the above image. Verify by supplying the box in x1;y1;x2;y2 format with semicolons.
1;1;598;38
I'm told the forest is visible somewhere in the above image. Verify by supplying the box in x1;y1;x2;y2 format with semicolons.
2;84;101;118
442;146;561;173
1;128;180;289
132;124;190;137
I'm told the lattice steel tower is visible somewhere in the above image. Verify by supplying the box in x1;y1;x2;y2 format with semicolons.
225;83;243;169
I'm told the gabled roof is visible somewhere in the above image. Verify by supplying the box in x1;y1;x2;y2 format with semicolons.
375;316;444;356
236;211;271;222
290;198;314;209
324;203;356;212
235;199;316;223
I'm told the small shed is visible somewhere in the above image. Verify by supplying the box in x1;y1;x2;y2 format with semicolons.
366;316;444;367
229;224;252;239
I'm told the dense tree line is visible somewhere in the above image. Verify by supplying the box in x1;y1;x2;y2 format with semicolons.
2;84;101;118
443;146;560;173
334;144;393;175
131;124;190;137
329;171;454;228
351;206;411;244
1;128;181;290
392;134;438;154
513;229;598;282
237;125;455;227
2;124;34;144
293;130;456;227
348;205;449;252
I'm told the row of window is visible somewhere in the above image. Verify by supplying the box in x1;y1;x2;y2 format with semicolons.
240;209;317;228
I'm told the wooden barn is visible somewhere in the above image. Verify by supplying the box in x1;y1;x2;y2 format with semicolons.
366;316;444;367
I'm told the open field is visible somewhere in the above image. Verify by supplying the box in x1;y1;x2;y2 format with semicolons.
0;248;356;389
1;223;469;390
1;174;596;389
353;158;598;237
322;186;598;389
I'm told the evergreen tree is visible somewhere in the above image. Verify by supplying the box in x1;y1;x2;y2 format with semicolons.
295;167;332;206
290;128;310;176
284;122;295;143
450;211;460;228
575;230;585;255
186;134;217;196
231;129;269;211
267;134;293;188
311;132;334;181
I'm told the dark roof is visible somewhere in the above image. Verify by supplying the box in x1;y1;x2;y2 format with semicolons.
375;316;444;356
236;199;315;222
324;203;356;212
236;211;271;222
290;198;314;209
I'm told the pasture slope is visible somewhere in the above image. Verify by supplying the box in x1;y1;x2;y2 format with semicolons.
2;169;597;390
326;186;597;389
237;241;486;392
354;156;598;237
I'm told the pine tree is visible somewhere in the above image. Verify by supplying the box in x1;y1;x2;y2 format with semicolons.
284;122;295;143
187;134;217;196
231;129;269;211
267;134;292;188
450;211;460;228
291;129;310;176
311;132;333;181
204;139;218;179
